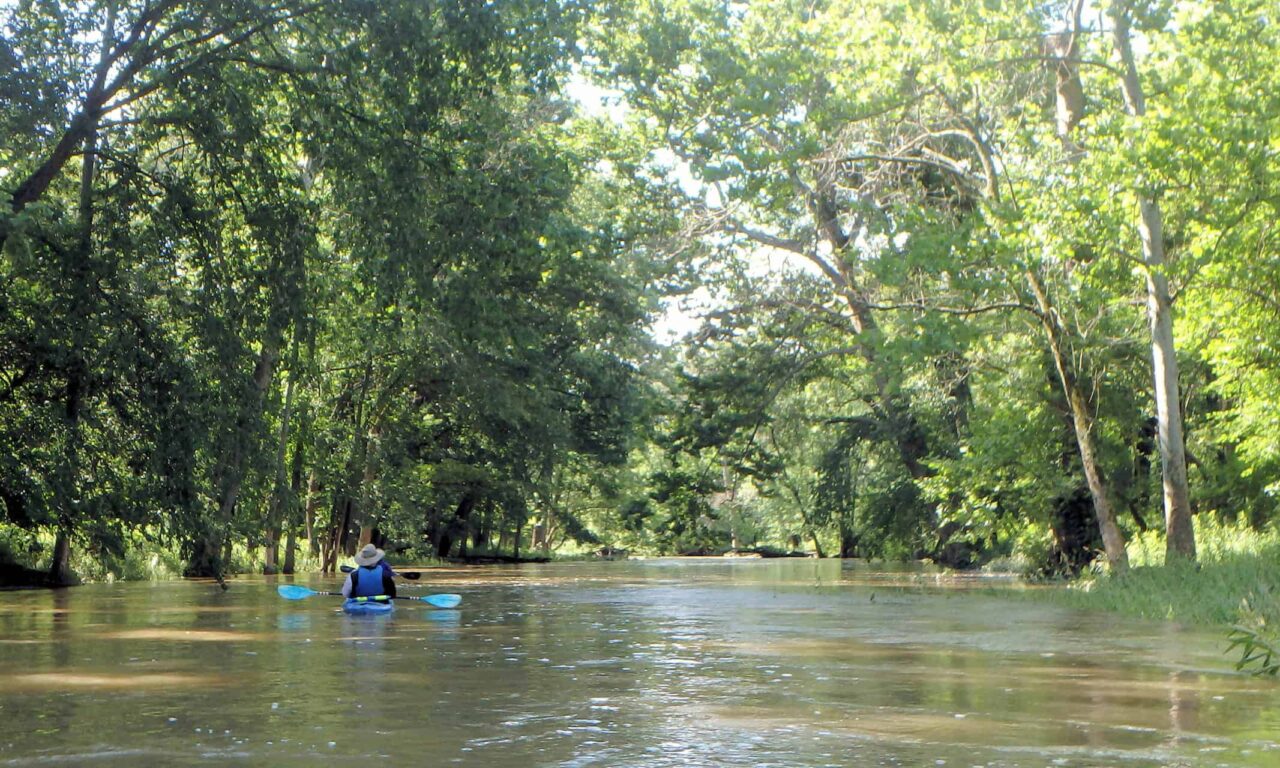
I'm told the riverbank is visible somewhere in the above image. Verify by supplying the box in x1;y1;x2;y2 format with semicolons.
0;560;63;589
1049;553;1280;626
1041;517;1280;628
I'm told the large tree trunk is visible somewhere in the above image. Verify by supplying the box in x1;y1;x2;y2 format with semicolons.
1044;4;1086;155
436;493;476;558
1110;1;1195;560
263;528;280;575
282;527;297;574
48;529;75;587
838;526;858;559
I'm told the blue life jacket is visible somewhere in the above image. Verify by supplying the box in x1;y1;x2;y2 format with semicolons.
349;564;395;599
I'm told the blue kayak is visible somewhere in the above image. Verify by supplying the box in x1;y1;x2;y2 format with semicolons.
342;598;394;616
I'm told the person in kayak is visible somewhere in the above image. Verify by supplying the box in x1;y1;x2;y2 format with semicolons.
341;544;397;601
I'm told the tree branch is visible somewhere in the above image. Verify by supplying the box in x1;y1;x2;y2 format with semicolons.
866;298;1042;319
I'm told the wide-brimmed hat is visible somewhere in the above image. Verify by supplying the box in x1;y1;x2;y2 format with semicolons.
354;543;385;567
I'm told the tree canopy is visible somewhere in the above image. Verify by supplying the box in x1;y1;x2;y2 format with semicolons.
2;0;1278;583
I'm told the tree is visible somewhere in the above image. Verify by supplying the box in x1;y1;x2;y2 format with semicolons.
1105;0;1193;559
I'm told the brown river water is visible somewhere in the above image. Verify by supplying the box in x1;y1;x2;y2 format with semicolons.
0;558;1277;767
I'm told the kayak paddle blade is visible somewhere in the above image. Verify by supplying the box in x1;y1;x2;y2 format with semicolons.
277;584;316;600
422;593;462;609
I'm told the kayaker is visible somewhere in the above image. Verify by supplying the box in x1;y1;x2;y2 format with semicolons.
341;544;397;601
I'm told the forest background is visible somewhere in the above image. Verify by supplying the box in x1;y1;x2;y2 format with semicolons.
2;0;1279;644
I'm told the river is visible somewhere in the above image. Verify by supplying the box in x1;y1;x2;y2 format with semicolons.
0;558;1276;766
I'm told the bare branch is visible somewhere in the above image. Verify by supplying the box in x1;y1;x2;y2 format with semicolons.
724;222;808;256
866;298;1042;319
839;152;980;188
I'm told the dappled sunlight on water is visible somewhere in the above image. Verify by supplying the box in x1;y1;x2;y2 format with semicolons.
95;628;266;642
1;559;1277;767
3;671;231;692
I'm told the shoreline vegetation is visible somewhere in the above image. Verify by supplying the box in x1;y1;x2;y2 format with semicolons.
4;515;1274;628
5;514;1277;675
1039;519;1280;629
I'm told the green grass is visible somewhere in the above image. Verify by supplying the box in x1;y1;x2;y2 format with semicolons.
1046;514;1280;628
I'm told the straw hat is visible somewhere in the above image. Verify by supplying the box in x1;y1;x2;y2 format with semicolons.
354;543;385;567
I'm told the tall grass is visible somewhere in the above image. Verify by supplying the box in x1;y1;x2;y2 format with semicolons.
1052;514;1280;628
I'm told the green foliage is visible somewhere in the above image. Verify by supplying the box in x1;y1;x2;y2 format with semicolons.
5;0;1280;581
1227;592;1280;677
0;0;678;579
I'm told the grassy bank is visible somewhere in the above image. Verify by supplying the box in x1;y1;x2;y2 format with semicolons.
1045;515;1280;628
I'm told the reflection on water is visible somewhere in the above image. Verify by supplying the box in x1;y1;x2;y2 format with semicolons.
4;671;230;692
0;559;1277;767
276;613;311;633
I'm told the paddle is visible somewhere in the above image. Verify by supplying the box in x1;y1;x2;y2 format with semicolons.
339;564;421;580
277;584;461;609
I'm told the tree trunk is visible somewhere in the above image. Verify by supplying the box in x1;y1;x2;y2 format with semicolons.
48;529;75;587
282;404;307;575
263;528;280;575
838;526;858;559
282;526;297;574
802;183;934;481
1044;3;1086;154
1027;270;1128;571
189;336;282;577
305;472;320;554
436;493;476;558
264;355;297;575
1110;0;1195;560
323;497;352;573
